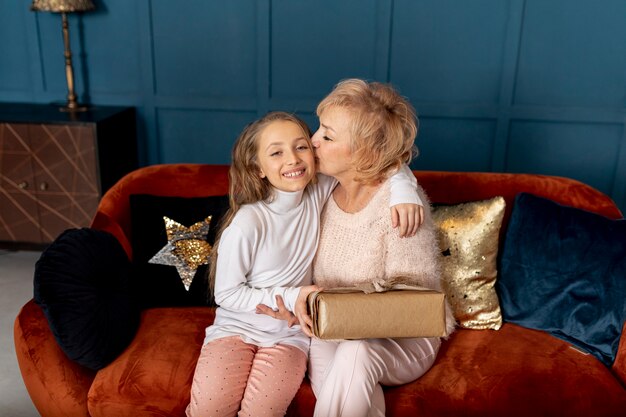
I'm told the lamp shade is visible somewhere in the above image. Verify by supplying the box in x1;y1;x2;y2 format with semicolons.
31;0;95;13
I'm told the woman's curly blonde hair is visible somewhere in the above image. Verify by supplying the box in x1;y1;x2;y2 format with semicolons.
317;78;418;184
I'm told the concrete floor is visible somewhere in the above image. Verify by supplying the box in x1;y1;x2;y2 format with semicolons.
0;250;42;417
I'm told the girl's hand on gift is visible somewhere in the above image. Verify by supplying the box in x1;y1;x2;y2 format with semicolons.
391;203;424;238
256;295;298;327
294;285;321;337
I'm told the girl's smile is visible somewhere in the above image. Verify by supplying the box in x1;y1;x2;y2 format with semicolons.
256;120;316;193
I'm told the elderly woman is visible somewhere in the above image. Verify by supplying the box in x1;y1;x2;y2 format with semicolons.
296;79;456;417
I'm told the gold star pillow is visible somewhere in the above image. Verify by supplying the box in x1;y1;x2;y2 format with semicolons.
149;216;213;291
129;194;230;308
432;196;506;330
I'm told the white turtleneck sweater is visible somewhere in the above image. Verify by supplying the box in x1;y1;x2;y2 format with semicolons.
204;167;421;353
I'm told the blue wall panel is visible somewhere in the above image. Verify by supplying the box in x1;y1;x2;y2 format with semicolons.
507;121;623;194
83;1;142;95
29;1;142;102
0;4;33;93
412;118;496;172
294;111;320;134
152;0;257;98
157;109;256;164
515;0;626;107
1;0;625;212
391;0;509;105
272;0;379;99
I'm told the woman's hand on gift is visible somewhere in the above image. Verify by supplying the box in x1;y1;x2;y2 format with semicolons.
256;295;298;327
294;285;321;337
391;203;424;237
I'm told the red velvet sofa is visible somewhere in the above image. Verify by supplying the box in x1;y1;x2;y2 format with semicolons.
14;164;626;416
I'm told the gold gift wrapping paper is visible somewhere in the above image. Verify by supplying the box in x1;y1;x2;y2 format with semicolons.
307;288;446;340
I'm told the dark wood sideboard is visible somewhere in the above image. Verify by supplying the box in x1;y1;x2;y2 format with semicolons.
0;103;137;248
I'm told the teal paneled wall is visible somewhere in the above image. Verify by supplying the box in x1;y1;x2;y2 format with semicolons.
1;0;625;212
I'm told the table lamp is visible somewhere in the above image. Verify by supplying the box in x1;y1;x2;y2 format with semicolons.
30;0;96;112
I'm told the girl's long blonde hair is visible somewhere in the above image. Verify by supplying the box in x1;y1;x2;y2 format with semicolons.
208;112;312;294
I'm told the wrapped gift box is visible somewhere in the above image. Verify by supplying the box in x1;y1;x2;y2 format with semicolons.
307;288;446;340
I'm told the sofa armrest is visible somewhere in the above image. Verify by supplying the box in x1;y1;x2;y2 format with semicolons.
91;211;133;260
89;164;231;262
14;300;95;417
612;320;626;387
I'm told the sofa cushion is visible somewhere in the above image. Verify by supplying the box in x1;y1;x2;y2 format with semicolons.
498;193;626;366
129;194;229;308
87;314;626;417
33;228;139;370
432;197;505;330
402;324;626;416
87;307;215;417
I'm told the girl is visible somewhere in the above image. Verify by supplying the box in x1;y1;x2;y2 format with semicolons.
186;111;421;417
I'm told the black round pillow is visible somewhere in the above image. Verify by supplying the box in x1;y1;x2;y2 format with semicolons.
34;228;139;370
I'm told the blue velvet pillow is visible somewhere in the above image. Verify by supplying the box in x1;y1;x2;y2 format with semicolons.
34;228;139;370
498;193;626;366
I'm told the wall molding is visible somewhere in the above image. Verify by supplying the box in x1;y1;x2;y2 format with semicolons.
1;0;624;211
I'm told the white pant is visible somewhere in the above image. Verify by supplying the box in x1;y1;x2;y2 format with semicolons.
308;337;441;417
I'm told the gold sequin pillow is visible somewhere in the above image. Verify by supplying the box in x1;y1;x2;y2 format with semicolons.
432;196;506;330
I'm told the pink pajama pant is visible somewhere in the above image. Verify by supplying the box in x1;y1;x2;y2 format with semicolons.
186;336;307;417
308;336;441;417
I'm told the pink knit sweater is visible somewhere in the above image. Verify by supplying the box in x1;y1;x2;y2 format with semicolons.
313;179;456;335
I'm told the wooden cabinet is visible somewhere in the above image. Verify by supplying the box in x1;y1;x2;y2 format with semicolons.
0;103;137;247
